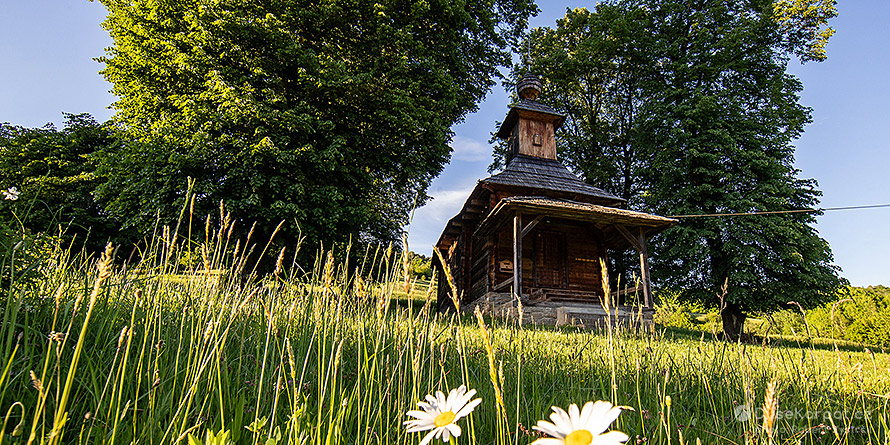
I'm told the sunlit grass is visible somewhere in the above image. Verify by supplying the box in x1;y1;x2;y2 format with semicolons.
1;219;888;444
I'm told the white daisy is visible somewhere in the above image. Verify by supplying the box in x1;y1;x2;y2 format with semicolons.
2;186;19;201
404;385;482;445
532;401;629;445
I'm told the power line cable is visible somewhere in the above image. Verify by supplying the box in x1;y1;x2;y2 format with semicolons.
670;203;890;218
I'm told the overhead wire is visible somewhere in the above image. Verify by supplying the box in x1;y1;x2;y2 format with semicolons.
670;203;890;218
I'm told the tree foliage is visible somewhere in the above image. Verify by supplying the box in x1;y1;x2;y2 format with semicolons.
517;0;843;339
773;0;837;63
0;114;119;252
97;0;538;251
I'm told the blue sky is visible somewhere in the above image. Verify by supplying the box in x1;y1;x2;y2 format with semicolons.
1;1;888;286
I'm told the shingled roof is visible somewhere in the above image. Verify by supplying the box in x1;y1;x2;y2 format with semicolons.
481;154;624;205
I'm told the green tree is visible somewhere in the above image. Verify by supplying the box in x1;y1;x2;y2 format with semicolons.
517;0;843;339
408;251;433;280
97;0;538;254
0;114;119;253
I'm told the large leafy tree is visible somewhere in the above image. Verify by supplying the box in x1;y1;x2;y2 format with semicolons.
0;114;120;253
518;0;843;339
97;0;537;251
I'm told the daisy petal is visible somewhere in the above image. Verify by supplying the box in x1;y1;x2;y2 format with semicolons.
436;427;449;442
530;438;567;445
444;422;462;438
419;430;437;445
456;387;476;409
587;401;622;435
593;430;629;445
404;419;430;427
406;424;434;433
454;397;481;419
549;406;573;433
533;420;565;439
444;429;452;442
579;401;595;426
436;391;447;411
568;403;581;429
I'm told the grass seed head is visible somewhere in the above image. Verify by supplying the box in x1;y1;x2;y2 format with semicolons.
30;371;43;394
762;379;779;442
274;246;286;276
117;326;128;350
203;321;214;343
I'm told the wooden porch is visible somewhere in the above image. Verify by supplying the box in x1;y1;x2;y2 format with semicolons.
474;196;677;312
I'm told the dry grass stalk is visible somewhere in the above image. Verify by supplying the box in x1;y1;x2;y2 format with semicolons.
402;235;411;295
599;258;617;404
274;246;286;276
762;379;779;444
433;248;460;311
50;243;114;445
474;306;509;429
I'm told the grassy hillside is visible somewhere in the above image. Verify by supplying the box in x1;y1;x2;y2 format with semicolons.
1;230;888;444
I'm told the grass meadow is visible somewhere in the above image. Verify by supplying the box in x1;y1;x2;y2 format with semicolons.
1;216;889;444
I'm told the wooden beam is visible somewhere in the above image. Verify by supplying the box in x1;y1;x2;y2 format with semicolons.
637;228;653;308
493;277;513;292
513;213;522;299
520;215;543;239
610;285;641;299
614;224;643;252
488;234;496;294
470;252;488;271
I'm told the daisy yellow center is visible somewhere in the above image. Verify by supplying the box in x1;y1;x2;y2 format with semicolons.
434;411;456;427
565;429;594;445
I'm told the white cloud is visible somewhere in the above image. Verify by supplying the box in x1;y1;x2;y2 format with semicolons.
449;135;490;162
419;187;475;220
406;184;477;253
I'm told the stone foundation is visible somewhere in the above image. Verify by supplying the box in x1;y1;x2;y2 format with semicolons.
463;292;654;329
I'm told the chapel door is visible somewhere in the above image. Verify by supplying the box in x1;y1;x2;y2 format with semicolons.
535;231;566;288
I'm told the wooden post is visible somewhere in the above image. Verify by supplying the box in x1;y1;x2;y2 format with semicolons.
513;213;522;299
637;229;653;308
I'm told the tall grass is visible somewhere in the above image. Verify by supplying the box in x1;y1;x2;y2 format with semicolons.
0;216;888;444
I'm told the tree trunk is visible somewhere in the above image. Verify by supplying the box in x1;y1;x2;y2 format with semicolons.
721;302;745;341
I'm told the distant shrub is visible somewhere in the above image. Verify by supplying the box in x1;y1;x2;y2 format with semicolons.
748;287;890;346
408;251;433;280
655;287;890;347
810;286;890;346
654;291;699;330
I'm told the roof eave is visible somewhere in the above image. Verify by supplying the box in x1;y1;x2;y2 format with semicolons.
496;105;566;139
474;197;677;243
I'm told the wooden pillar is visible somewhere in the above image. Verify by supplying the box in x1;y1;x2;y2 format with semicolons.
513;213;522;299
637;229;653;308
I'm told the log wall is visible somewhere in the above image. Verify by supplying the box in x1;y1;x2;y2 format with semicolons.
488;218;606;298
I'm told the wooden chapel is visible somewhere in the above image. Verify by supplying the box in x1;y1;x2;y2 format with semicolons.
432;73;677;326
